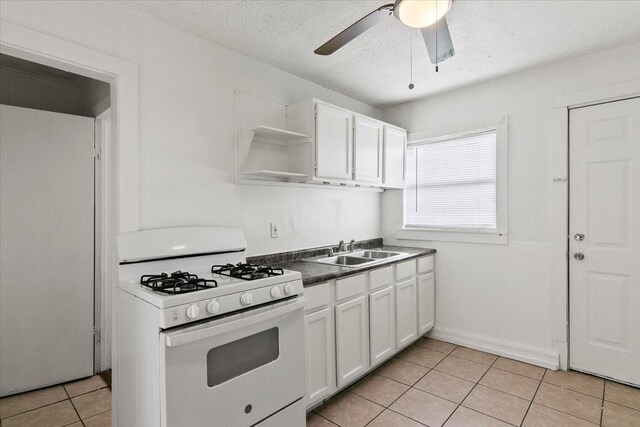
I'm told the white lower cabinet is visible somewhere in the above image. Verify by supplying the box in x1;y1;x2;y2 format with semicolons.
335;296;368;388
304;255;435;410
396;278;418;348
304;307;335;408
417;272;435;335
369;286;396;366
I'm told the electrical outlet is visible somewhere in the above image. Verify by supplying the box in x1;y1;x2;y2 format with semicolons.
270;223;279;238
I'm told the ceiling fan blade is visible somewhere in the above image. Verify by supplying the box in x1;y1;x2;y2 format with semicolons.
421;16;455;64
314;4;394;55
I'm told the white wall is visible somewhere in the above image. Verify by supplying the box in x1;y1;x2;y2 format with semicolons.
382;41;640;367
0;0;382;257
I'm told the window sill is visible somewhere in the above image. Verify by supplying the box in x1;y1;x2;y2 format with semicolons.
396;228;508;245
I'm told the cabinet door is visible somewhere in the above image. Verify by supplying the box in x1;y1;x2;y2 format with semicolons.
417;272;435;335
354;116;383;184
315;102;353;180
335;296;368;388
383;126;406;188
369;286;396;366
304;308;335;408
396;278;418;348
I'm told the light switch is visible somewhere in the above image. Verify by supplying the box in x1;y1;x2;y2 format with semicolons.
270;223;279;238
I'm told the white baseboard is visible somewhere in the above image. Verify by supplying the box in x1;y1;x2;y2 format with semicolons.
428;327;560;370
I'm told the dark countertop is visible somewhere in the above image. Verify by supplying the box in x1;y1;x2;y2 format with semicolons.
275;245;436;287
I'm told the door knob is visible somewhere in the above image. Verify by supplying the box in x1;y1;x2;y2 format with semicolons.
574;234;585;241
574;253;585;260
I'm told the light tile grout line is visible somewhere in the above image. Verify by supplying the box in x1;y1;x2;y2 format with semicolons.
0;382;110;423
600;381;606;427
445;354;519;427
531;382;606;425
309;411;338;426
63;381;84;426
362;342;457;426
520;368;547;427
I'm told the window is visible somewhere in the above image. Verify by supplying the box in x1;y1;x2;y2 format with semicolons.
404;129;498;231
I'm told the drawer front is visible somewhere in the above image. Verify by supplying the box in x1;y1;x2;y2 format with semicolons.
305;282;330;313
417;256;434;274
369;266;394;291
395;259;416;281
335;274;366;301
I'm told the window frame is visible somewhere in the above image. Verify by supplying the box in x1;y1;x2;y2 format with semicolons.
397;117;509;245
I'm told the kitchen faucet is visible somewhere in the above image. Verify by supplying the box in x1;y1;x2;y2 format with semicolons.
328;239;355;256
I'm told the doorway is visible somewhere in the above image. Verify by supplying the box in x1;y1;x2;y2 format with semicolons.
0;54;111;396
568;96;640;386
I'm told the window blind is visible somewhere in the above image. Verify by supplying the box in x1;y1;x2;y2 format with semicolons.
405;130;497;230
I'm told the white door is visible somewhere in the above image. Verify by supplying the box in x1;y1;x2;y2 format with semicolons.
396;278;418;348
353;115;383;184
417;272;435;335
0;105;95;396
315;102;353;180
369;286;396;366
569;97;640;386
335;296;368;387
383;126;406;188
304;308;335;408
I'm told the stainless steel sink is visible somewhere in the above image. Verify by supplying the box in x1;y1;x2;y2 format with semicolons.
304;248;409;268
310;255;376;267
356;250;402;259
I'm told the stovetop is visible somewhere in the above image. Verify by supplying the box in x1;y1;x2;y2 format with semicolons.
118;257;302;309
210;262;284;281
140;270;218;295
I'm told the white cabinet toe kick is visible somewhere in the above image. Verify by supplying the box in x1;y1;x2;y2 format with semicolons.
303;254;435;410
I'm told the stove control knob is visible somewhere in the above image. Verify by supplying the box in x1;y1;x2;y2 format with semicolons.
186;304;200;319
206;299;220;314
270;286;281;298
284;283;295;296
240;292;253;306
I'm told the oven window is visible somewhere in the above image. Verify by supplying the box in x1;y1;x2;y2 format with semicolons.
207;327;279;387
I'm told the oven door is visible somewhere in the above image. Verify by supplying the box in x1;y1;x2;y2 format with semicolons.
159;297;305;427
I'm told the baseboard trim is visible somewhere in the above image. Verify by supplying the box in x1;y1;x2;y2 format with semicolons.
428;327;560;370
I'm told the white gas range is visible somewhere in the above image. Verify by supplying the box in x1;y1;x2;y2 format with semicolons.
115;227;306;427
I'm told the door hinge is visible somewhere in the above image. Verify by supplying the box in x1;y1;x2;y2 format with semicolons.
93;328;101;343
94;147;101;160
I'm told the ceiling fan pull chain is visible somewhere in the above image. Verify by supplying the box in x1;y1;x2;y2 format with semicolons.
409;30;415;90
435;0;439;72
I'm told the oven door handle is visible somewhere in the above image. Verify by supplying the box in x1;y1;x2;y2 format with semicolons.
164;297;305;348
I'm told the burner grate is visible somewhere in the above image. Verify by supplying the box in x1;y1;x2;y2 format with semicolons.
140;270;217;294
211;263;284;281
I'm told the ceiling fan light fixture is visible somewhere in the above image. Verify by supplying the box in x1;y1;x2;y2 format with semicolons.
394;0;452;28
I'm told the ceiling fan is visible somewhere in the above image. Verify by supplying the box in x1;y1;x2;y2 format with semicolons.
315;0;455;66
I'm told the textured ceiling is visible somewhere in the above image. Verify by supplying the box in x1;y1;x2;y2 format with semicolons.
122;1;640;108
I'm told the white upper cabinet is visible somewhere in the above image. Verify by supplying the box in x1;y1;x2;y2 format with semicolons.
314;102;353;181
353;116;383;184
383;126;407;188
286;98;406;189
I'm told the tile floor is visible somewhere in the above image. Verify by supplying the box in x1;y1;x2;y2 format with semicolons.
1;341;638;427
0;375;111;427
308;338;640;427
